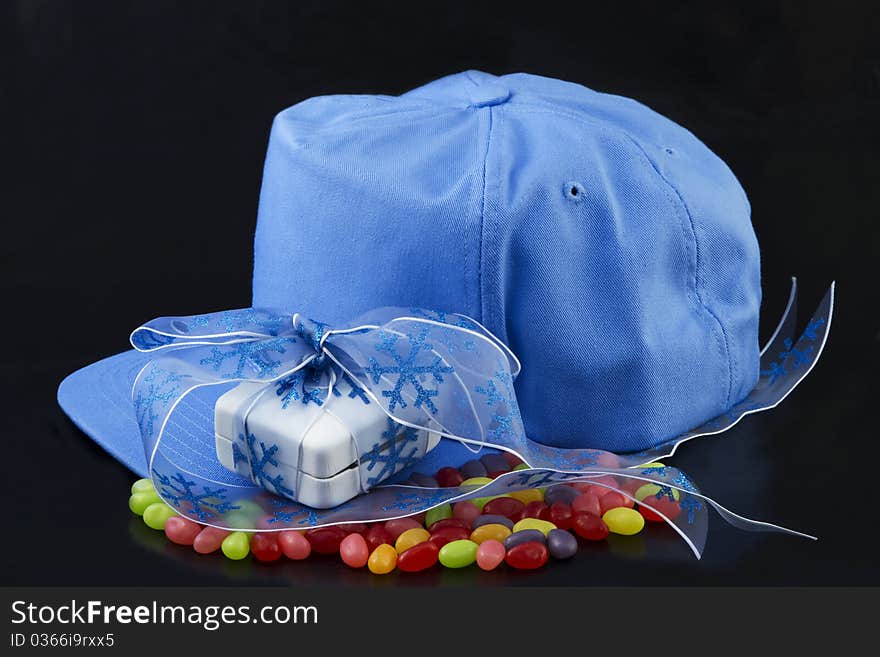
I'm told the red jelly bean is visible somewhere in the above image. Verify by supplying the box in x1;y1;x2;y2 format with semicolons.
435;467;465;487
502;452;523;467
572;512;610;540
548;502;574;530
599;491;633;514
505;541;549;570
397;541;440;572
278;531;311;560
639;497;683;523
306;526;347;554
487;471;509;479
250;533;282;562
522;501;549;519
429;526;470;548
384;517;423;541
339;532;370;568
364;524;393;552
339;523;367;535
427;518;471;532
482;497;525;519
452;501;482;525
192;526;230;554
571;493;601;517
164;516;202;546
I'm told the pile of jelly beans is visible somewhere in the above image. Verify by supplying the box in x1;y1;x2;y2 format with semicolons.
129;454;682;573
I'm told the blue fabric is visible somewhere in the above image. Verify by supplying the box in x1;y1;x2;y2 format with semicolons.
253;70;760;453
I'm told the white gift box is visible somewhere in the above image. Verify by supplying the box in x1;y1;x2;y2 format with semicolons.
214;381;440;508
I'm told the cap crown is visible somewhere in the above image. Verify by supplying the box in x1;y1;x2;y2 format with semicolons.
253;70;760;452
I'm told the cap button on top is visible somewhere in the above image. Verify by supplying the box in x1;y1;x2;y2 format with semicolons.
467;81;511;108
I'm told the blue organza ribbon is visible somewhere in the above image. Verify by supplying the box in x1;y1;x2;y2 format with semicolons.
130;282;833;558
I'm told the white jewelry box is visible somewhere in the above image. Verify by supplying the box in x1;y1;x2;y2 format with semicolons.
214;380;440;508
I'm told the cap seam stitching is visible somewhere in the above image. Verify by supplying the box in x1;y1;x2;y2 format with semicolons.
477;106;495;326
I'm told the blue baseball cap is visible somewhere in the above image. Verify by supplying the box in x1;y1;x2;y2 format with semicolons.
58;70;760;477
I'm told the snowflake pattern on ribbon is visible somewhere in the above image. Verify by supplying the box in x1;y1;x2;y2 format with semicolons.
152;469;238;521
241;432;294;498
199;337;296;379
133;364;189;439
362;418;423;487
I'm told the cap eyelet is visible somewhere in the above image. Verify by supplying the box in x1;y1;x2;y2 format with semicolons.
565;181;586;203
664;147;675;155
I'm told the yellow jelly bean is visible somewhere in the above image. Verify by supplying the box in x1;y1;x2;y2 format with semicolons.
470;523;512;544
638;462;666;469
142;502;177;530
635;483;680;502
368;544;398;574
507;488;544;505
602;507;645;535
221;532;250;560
512;518;557;536
513;463;529;471
460;477;493;487
395;527;430;554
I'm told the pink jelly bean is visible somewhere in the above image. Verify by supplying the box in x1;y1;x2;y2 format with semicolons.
452;501;482;525
476;539;506;571
192;526;230;554
572;493;602;517
339;532;370;568
278;530;312;560
164;516;203;546
384;517;423;541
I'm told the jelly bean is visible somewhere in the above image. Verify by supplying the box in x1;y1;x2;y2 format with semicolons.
470;523;512;545
384;517;423;541
502;452;523;467
547;529;578;559
512;518;556;536
460;459;488;479
278;530;311;560
520;500;549;519
595;452;622;468
505;541;548;570
571;493;601;517
224;510;257;530
424;504;452;528
429;526;471;548
164;516;202;546
508;489;544;505
367;544;398;574
364;524;393;552
193;526;230;554
142;502;177;530
306;526;347;554
621;477;645;497
428;517;471;532
502;529;546;551
602;507;645;536
480;454;511;475
639;497;682;523
409;472;439;488
461;476;493;487
476;539;507;571
221;532;250;560
435;467;465;488
340;532;370;568
339;522;367;535
131;478;155;494
572;512;609;541
635;483;680;502
512;463;529;472
129;490;162;516
638;461;667;470
452;501;482;525
438;539;479;568
544;485;580;506
548;502;574;531
471;514;514;531
250;533;282;562
395;527;431;553
599;491;633;514
397;541;440;573
482;496;525;519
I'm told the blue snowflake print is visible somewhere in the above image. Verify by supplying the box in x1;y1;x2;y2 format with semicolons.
802;316;825;341
475;379;505;406
361;419;423;487
760;338;814;384
152;470;238;521
640;465;668;477
407;309;477;353
215;308;287;335
133;365;188;438
365;327;454;414
188;314;213;328
679;495;702;524
333;372;371;405
199;337;295;379
672;470;697;493
503;469;560;490
380;489;452;512
242;432;294;498
295;317;330;352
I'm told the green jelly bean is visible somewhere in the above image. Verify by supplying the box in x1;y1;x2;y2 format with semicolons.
131;478;155;494
142;502;177;530
128;490;162;516
221;532;250;560
425;504;453;527
223;511;256;530
438;539;479;568
513;463;529;471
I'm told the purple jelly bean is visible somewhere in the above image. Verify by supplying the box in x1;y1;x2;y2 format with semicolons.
471;514;515;531
502;529;546;551
460;459;488;479
409;472;440;488
547;528;578;559
544;484;580;506
480;453;511;474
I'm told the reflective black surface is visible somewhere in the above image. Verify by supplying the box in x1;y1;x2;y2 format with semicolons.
3;1;878;585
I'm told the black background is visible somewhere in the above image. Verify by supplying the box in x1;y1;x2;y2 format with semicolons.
3;1;878;586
